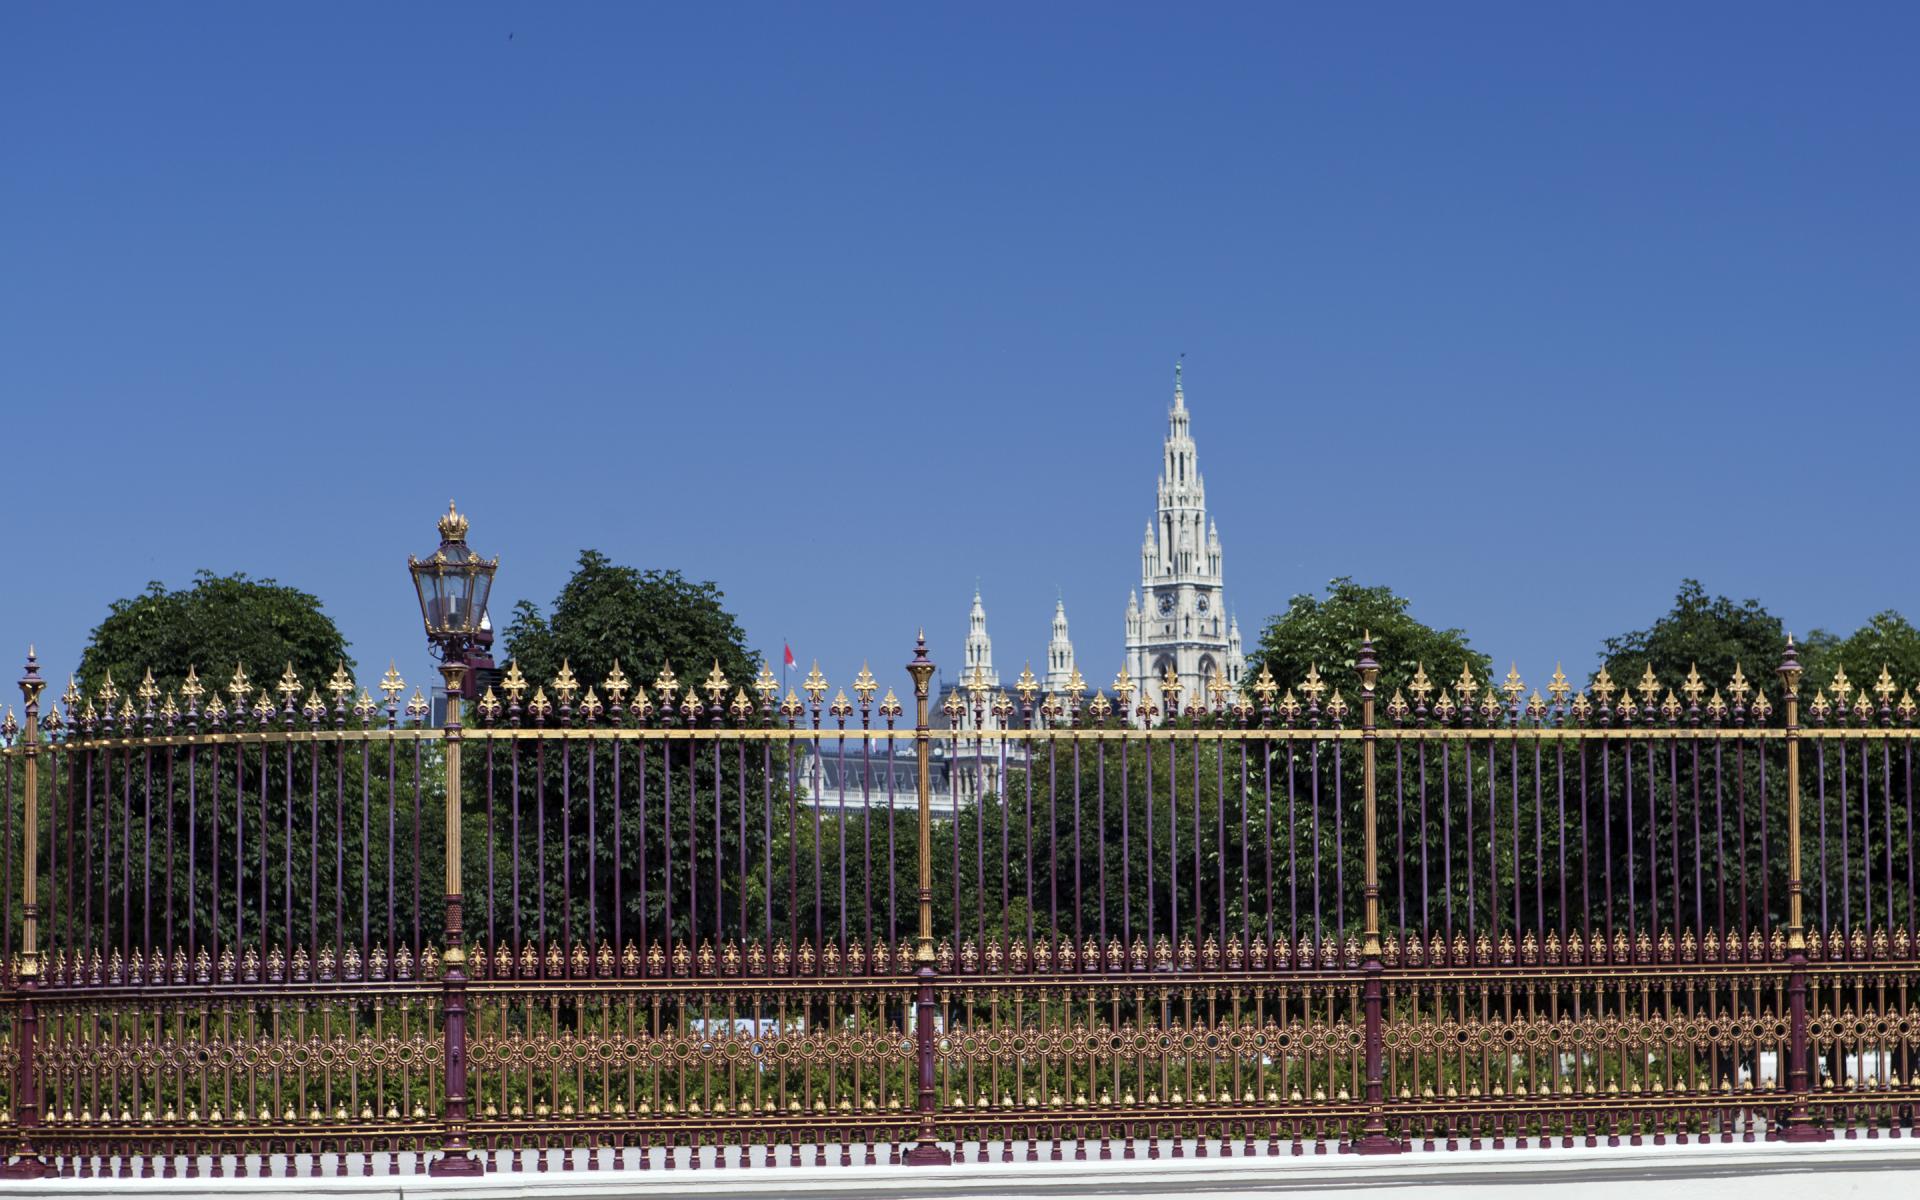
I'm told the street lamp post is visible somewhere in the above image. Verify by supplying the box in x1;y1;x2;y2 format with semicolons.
411;501;494;1177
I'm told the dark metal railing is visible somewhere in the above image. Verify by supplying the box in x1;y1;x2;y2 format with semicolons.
1;638;1916;1176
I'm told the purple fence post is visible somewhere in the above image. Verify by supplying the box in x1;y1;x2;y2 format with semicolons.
1;650;51;1178
1777;638;1828;1142
1353;634;1405;1154
904;634;952;1166
429;661;485;1176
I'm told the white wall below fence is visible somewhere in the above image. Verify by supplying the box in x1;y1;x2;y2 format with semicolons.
7;1140;1918;1200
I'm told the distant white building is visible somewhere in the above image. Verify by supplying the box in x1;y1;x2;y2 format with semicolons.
1124;361;1243;708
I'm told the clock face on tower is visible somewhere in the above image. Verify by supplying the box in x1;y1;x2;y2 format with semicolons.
1197;595;1209;613
1157;593;1175;616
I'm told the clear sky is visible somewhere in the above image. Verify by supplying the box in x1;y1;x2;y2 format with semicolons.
4;4;1915;705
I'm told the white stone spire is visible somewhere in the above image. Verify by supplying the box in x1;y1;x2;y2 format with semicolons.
963;587;998;689
1044;597;1075;696
1126;360;1238;710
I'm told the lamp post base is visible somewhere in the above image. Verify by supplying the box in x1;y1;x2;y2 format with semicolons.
904;1141;953;1166
1352;1133;1407;1155
427;1152;486;1176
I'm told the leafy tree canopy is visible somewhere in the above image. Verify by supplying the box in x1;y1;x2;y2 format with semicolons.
1249;577;1489;709
78;570;351;706
501;549;759;702
1596;580;1786;701
1799;610;1920;710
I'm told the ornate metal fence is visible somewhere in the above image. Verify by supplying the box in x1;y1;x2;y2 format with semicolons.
1;636;1916;1177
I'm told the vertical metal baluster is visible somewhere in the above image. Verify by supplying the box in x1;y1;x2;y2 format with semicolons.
1624;724;1636;939
1817;730;1829;938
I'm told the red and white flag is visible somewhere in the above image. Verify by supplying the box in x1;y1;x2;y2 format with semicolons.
783;643;797;671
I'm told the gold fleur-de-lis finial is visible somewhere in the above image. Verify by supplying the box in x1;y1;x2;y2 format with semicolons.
327;662;354;700
1477;688;1501;723
1524;690;1546;722
378;662;404;702
1385;689;1410;722
1326;689;1350;722
159;691;179;723
1301;663;1326;702
1749;688;1772;721
1874;665;1897;702
63;674;82;710
302;688;327;722
1660;689;1682;723
991;691;1013;721
138;668;160;707
351;689;376;722
1705;690;1728;721
1113;664;1138;708
1852;689;1873;724
1452;662;1476;704
1681;663;1705;703
1809;688;1833;721
1402;663;1429;703
1501;664;1525;703
602;660;631;704
1250;662;1278;704
964;663;990;702
201;693;223;721
1066;666;1086;700
753;663;778;702
552;660;580;703
1542;664;1567;705
653;662;680;699
878;688;902;721
729;688;754;721
853;662;877;703
1207;669;1231;707
802;661;827;703
1829;665;1852;704
500;661;527;702
1727;663;1750;702
1636;664;1660;704
943;688;968;722
1159;663;1183;704
98;670;120;708
527;687;553;722
704;661;730;702
577;686;604;721
1591;666;1616;703
404;689;429;722
1088;690;1113;720
1569;691;1592;722
829;689;853;721
228;664;253;704
779;688;805;720
1277;688;1302;722
1015;663;1038;701
476;688;502;722
277;662;302;702
1898;690;1917;723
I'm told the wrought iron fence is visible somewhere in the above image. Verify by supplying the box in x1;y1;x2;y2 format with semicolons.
0;636;1916;1177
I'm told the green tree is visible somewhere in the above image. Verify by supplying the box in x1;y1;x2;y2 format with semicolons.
1799;610;1920;713
501;550;758;699
481;550;776;954
1249;577;1489;707
78;570;351;704
1597;580;1784;700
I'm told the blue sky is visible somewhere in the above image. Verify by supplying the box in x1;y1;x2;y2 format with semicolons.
4;4;1915;704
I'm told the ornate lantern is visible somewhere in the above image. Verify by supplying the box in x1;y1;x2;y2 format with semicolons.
409;501;498;684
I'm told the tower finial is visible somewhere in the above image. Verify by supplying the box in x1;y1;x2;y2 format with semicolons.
1173;354;1185;408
